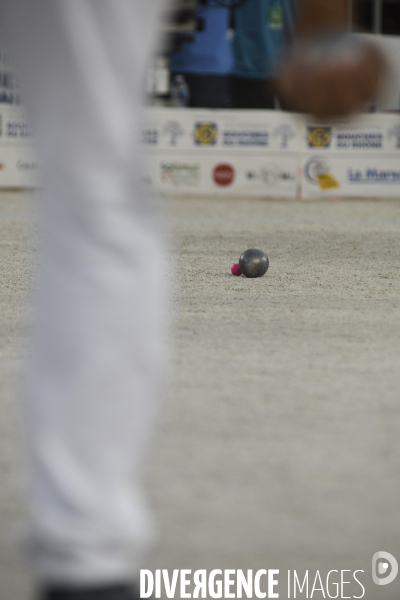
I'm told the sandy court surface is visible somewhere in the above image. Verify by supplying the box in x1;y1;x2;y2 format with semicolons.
1;191;400;598
0;192;34;599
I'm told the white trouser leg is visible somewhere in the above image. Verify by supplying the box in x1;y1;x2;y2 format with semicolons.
0;0;165;585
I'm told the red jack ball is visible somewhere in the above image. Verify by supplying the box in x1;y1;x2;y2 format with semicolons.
231;263;242;276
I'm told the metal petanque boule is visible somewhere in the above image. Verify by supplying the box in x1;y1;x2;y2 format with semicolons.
239;248;269;278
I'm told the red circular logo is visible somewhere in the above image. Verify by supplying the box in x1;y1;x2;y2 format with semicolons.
213;163;234;186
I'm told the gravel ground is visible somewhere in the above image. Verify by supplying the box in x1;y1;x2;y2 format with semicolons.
0;192;35;599
1;192;400;599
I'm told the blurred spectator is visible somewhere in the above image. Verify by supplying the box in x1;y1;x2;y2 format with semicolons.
170;1;233;108
231;0;296;109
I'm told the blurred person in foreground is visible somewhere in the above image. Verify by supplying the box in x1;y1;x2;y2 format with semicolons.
0;1;385;600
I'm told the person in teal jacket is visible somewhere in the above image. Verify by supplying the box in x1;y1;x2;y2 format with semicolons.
231;0;297;108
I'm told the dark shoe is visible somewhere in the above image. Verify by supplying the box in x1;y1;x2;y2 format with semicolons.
41;584;141;600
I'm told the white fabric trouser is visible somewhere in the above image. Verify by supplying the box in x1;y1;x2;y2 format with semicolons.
0;0;165;586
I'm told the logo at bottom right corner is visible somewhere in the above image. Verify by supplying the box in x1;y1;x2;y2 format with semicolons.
372;551;398;586
304;156;340;191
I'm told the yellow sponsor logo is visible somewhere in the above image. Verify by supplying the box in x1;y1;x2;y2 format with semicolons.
317;173;340;190
307;127;332;148
194;122;217;145
305;156;340;190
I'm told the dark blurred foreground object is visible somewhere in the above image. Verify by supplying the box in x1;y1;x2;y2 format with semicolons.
276;0;387;119
276;31;386;119
42;585;139;600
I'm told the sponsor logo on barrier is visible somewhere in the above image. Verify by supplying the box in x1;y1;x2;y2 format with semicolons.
16;160;39;171
337;132;382;149
273;123;296;148
6;121;33;139
141;128;158;145
388;124;400;149
213;163;234;186
305;156;340;190
307;127;332;148
194;122;218;146
162;121;185;146
223;130;269;146
348;167;400;183
246;163;295;186
160;162;200;187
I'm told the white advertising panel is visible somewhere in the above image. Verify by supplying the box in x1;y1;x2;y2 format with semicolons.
301;113;400;198
141;108;302;198
0;105;38;187
145;153;300;197
0;104;399;197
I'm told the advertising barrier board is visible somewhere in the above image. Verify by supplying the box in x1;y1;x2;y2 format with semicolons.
1;105;400;198
0;105;38;187
142;109;400;200
301;114;400;198
141;108;302;198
